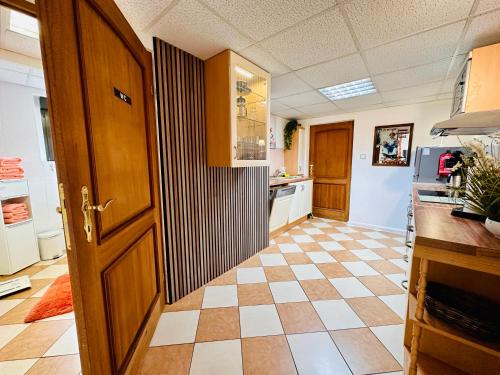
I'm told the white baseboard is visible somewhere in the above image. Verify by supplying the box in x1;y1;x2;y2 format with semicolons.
347;221;406;236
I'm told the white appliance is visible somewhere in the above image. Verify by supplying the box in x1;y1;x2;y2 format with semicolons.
38;229;65;260
288;179;313;223
269;185;296;232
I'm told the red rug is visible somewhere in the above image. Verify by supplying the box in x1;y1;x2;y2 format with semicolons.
24;274;73;323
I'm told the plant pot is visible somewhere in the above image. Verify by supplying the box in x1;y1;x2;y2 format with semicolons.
485;218;500;239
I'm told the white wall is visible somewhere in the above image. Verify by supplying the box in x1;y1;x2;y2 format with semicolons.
0;80;62;234
301;100;474;233
269;115;287;175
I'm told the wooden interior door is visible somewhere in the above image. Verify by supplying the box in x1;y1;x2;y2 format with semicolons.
37;0;164;373
309;122;353;221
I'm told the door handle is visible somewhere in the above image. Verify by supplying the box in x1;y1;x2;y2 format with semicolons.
81;186;114;242
309;164;314;176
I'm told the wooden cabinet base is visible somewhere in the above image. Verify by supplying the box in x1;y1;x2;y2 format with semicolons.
270;216;307;239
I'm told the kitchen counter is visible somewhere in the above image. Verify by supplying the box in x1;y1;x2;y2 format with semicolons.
412;183;499;258
270;176;313;187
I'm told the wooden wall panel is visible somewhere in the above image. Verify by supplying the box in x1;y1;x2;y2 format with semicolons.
153;38;269;303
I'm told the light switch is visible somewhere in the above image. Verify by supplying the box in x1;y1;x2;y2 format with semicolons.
360;154;367;160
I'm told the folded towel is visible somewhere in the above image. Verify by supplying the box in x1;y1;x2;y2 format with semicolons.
0;157;22;167
0;176;24;180
4;215;29;224
2;203;28;213
0;167;24;174
3;211;28;219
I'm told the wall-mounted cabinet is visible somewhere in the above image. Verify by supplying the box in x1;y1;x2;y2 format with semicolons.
205;50;271;167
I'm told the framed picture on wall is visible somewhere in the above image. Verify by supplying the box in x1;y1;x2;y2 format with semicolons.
372;123;414;167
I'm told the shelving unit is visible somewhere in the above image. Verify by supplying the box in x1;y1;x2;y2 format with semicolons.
0;179;40;275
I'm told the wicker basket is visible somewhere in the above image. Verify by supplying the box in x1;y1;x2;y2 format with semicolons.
424;282;500;341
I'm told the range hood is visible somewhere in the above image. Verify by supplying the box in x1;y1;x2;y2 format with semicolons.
431;110;500;136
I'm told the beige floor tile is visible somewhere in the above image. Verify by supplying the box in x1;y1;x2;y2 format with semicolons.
164;287;205;312
264;266;296;282
25;354;81;375
321;227;341;234
298;222;314;228
139;344;193;375
366;260;404;275
378;238;406;247
373;247;405;259
316;263;352;278
242;335;297;375
358;276;405;296
288;229;306;235
347;297;403;326
238;255;262;268
330;251;360;262
195;307;240;342
300;279;341;300
276;302;325;334
274;236;294;244
299;242;323;252
0;298;41;325
347;232;370;240
261;245;280;254
310;234;332;242
53;257;68;265
0;320;73;360
207;269;236;286
237;283;274;306
0;266;48;282
338;240;366;250
3;279;54;300
284;253;312;265
330;328;401;374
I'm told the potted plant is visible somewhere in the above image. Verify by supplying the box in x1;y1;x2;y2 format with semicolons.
284;119;298;150
460;138;500;238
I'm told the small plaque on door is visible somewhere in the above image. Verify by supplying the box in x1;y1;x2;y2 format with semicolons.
113;87;132;105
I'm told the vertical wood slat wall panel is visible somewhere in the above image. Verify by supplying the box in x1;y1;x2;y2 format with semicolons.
153;38;269;303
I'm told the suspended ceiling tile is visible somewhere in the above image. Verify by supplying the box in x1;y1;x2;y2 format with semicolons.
381;81;441;102
295;53;369;89
237;45;290;76
200;0;336;41
372;58;451;92
150;0;253;60
276;90;328;108
114;0;174;31
344;0;474;49
439;79;455;94
260;7;357;70
460;9;500;54
271;73;311;99
437;92;453;100
295;102;342;117
271;107;305;119
333;92;382;110
271;100;292;113
383;95;438;107
475;0;500;15
446;54;468;81
364;21;466;75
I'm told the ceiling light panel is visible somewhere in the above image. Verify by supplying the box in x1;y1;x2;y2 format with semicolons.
319;78;376;101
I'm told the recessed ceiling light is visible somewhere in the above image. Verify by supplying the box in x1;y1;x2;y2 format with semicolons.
319;78;376;101
9;10;39;39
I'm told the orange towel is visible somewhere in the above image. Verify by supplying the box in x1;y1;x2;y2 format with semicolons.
0;167;24;174
2;203;27;213
3;211;28;219
4;215;28;224
0;157;22;167
0;176;24;180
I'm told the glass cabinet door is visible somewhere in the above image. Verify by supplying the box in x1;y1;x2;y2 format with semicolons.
234;64;268;161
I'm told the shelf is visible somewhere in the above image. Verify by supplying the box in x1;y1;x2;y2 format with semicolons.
237;116;266;125
403;346;468;375
409;293;500;358
4;218;33;228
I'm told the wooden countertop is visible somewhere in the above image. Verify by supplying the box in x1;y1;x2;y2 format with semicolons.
270;177;313;187
413;183;500;258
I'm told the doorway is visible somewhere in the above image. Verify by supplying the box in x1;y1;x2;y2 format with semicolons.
309;121;354;221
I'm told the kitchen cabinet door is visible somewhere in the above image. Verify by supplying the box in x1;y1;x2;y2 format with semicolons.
302;180;313;216
288;183;303;223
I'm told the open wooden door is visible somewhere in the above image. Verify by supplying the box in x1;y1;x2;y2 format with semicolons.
309;121;353;221
37;0;164;373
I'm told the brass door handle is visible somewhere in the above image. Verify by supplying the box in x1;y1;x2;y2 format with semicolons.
81;186;114;242
87;199;114;212
309;164;314;176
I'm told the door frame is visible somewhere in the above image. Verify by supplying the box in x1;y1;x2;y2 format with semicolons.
309;121;354;221
0;0;166;373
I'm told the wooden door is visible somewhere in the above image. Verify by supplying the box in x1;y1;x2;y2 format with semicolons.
37;0;164;374
309;122;353;221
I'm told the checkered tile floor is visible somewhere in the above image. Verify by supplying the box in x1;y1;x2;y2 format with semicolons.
139;218;409;375
0;255;81;375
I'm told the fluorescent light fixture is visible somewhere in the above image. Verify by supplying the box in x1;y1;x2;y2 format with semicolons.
9;10;39;39
319;78;376;101
235;66;253;78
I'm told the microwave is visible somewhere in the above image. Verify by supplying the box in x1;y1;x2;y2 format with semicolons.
450;54;472;118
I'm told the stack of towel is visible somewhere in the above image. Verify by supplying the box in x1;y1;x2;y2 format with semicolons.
0;157;24;180
2;203;29;224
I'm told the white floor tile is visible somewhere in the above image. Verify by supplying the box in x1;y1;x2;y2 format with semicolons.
236;267;266;284
0;299;23;317
393;237;406;244
0;359;37;375
328;233;353;241
303;227;324;235
40;312;75;322
391;246;407;255
202;285;238;308
290;264;325;280
240;305;283;337
379;295;407;319
390;259;408;271
329;277;374;298
318;241;345;251
150;310;200;346
292;235;315;243
364;231;389;239
278;243;303;253
0;324;29;349
190;339;243;375
312;300;365;330
335;226;357;233
312;222;330;228
287;332;351;375
44;324;79;357
385;273;406;288
259;254;287;267
356;239;386;249
341;261;379;276
269;239;276;245
351;249;383;261
370;324;404;365
31;265;68;279
32;284;51;298
306;251;336;264
269;281;308;303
